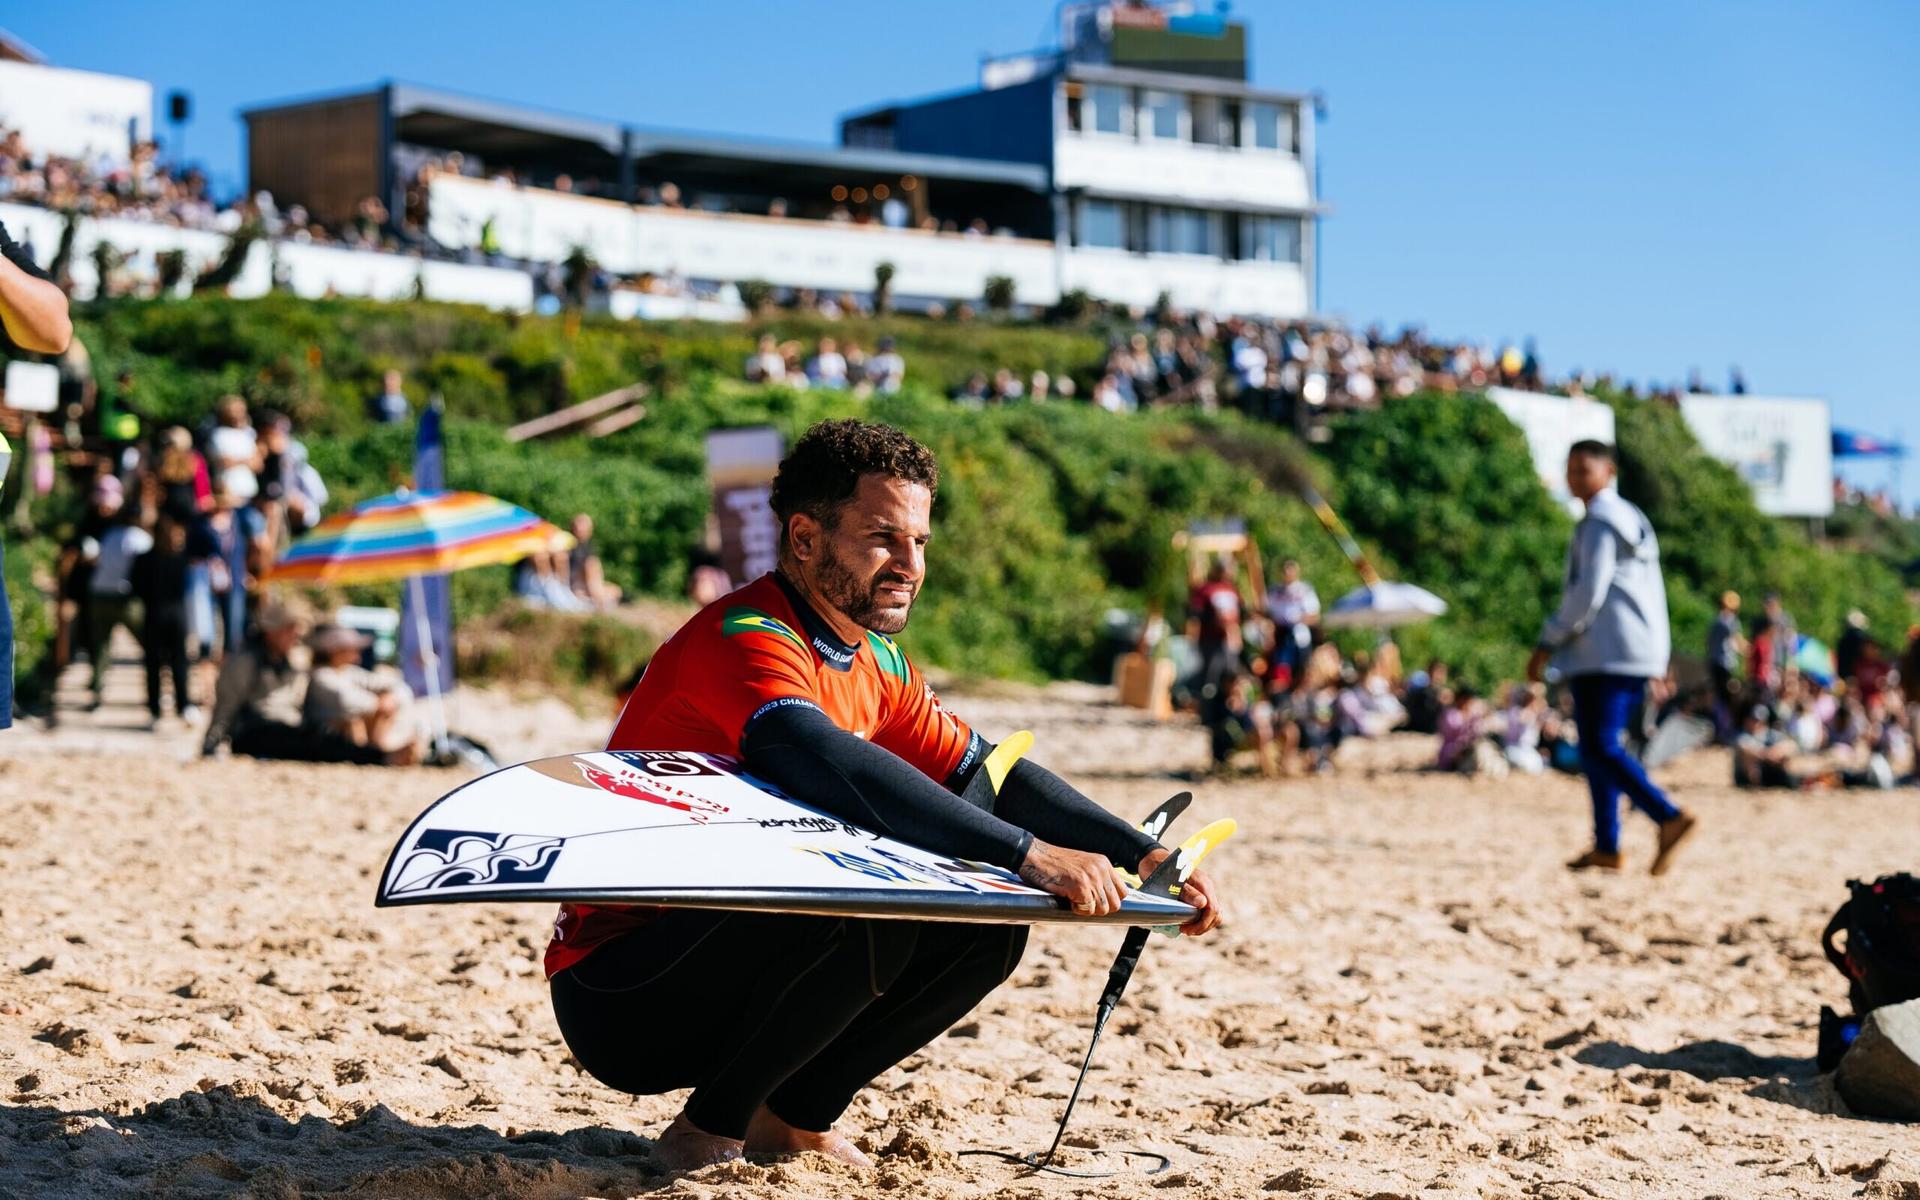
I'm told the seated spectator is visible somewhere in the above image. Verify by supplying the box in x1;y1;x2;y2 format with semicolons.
1402;660;1450;735
745;334;788;384
686;550;733;608
1434;686;1485;772
807;337;848;389
201;601;392;764
568;513;622;610
1540;689;1582;773
869;337;905;394
1733;705;1819;789
304;624;422;764
513;547;589;612
370;369;410;424
1500;683;1548;774
952;372;990;408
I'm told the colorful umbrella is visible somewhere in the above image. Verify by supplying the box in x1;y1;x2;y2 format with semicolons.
266;490;571;586
266;489;573;760
1793;636;1835;685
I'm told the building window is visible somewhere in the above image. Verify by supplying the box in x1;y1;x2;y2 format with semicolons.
1080;198;1126;249
1191;95;1226;146
1142;90;1185;141
1148;206;1221;256
1089;84;1131;136
1241;214;1302;263
1244;101;1294;153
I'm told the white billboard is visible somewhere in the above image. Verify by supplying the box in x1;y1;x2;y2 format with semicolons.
1486;387;1617;511
1679;394;1833;517
0;61;151;164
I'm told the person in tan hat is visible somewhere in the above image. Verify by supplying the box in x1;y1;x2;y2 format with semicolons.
304;624;421;765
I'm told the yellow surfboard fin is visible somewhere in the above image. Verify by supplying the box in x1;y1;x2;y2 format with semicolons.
983;729;1034;794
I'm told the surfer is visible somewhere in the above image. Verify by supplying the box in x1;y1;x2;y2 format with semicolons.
545;419;1223;1170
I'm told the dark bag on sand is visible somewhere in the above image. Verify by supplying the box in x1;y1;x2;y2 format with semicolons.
1823;873;1920;1015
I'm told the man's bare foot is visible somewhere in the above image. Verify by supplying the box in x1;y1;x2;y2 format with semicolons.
743;1105;872;1168
654;1114;743;1171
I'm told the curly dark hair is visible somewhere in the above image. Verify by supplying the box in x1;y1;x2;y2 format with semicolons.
769;419;939;549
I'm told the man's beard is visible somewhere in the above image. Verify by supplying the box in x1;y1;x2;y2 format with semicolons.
814;542;916;634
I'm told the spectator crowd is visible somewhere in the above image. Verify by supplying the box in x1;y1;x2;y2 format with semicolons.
1157;557;1917;791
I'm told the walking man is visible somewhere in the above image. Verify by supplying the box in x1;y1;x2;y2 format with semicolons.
1528;441;1697;875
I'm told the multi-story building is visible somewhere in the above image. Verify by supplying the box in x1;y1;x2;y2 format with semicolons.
242;1;1322;318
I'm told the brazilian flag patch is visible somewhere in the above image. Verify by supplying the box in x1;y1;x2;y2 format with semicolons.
866;631;909;682
723;607;804;649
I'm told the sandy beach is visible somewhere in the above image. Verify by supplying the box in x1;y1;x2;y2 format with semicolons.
3;680;1916;1199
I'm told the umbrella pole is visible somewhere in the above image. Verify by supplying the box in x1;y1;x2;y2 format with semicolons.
409;574;450;759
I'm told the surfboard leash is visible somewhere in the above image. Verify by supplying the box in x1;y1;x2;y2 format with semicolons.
961;815;1235;1180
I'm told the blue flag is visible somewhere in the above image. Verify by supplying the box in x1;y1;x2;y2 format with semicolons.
401;402;454;697
1832;429;1907;459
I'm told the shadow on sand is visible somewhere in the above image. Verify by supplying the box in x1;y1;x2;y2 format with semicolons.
0;1087;676;1200
1574;1038;1849;1117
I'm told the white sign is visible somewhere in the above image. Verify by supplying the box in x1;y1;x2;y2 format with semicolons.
0;61;151;163
3;360;59;413
1679;394;1833;517
1486;387;1617;510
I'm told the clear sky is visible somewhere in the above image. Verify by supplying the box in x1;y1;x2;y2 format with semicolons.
9;2;1917;504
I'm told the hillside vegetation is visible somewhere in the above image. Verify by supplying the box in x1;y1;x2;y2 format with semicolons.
14;295;1909;692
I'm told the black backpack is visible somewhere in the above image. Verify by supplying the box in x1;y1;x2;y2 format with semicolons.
1823;873;1920;1015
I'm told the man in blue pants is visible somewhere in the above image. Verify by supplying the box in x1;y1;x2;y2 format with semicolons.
1528;441;1698;875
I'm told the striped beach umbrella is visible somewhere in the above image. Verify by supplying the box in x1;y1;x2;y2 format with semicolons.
266;490;571;586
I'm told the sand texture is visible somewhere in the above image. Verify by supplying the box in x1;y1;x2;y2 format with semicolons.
3;680;1917;1198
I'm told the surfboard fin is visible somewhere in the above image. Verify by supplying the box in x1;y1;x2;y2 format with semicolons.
1134;817;1236;902
961;730;1035;806
1117;791;1193;887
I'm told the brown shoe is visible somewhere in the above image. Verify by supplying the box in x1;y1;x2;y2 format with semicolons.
1650;813;1698;877
1567;848;1625;872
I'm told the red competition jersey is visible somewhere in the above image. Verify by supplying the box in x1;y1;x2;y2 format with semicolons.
544;572;977;976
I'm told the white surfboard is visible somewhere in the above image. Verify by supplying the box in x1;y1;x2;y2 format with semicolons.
375;750;1198;926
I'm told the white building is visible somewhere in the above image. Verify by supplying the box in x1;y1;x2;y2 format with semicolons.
243;1;1323;319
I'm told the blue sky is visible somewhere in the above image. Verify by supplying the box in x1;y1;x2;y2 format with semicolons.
10;2;1917;504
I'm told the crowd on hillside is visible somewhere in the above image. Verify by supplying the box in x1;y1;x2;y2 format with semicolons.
1167;559;1918;788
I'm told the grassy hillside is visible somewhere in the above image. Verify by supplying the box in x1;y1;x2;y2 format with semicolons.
14;295;1907;696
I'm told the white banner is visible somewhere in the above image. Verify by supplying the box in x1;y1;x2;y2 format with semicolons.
1679;394;1833;517
1486;387;1617;510
0;61;150;163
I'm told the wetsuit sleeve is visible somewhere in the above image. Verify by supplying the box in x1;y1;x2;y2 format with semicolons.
993;758;1162;870
869;651;980;786
742;702;1034;871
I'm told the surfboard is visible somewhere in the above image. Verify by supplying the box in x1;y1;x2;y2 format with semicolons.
374;748;1200;926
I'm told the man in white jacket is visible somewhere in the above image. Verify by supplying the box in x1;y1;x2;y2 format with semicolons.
1527;441;1697;875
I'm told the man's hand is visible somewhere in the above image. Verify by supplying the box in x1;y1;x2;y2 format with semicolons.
1018;839;1126;917
1525;646;1550;684
1135;845;1224;937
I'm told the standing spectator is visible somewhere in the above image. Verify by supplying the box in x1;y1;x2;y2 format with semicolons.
1705;590;1745;741
370;369;410;424
55;476;123;678
1186;558;1245;706
1528;441;1696;875
153;425;211;523
204;395;261;501
1747;614;1779;698
189;487;267;659
1762;592;1797;680
1835;609;1870;683
131;517;196;725
2;208;73;729
1263;559;1319;677
85;503;155;709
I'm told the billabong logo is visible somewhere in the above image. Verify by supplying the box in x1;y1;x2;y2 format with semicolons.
390;829;563;895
